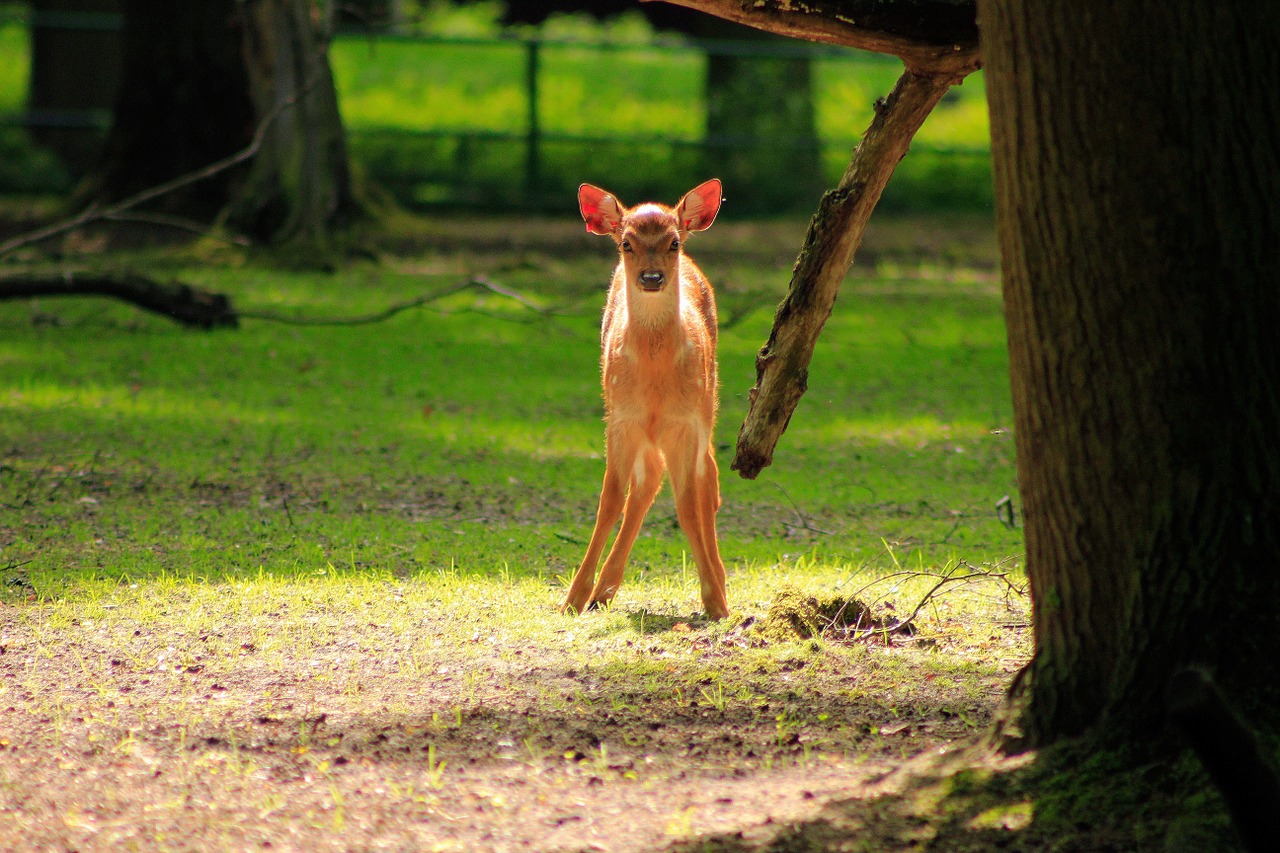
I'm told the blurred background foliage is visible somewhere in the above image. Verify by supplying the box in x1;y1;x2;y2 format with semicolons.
0;0;991;217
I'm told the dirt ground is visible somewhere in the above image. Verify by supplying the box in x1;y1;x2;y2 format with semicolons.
0;599;1028;852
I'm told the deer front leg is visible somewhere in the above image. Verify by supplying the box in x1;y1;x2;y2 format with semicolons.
589;447;664;608
561;466;626;615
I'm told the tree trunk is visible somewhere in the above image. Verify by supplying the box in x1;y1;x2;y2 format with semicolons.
79;0;253;221
81;0;357;242
225;0;359;242
980;1;1280;749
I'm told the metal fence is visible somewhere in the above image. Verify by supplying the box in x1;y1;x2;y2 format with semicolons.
0;9;993;213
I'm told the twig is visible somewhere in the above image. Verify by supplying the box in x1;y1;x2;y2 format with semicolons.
236;277;548;326
771;481;834;535
102;212;253;246
839;559;1025;642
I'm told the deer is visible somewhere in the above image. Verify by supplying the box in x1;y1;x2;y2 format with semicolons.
560;179;731;621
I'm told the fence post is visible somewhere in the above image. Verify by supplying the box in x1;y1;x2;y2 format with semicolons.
524;38;541;200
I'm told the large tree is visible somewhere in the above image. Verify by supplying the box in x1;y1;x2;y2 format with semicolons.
660;3;1280;842
666;0;1280;746
82;0;358;243
979;1;1280;750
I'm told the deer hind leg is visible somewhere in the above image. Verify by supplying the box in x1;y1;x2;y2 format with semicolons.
662;424;730;620
588;446;664;608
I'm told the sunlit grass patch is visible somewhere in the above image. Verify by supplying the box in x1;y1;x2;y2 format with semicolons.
799;415;997;447
0;222;1029;850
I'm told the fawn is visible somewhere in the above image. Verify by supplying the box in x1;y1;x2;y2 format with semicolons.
560;179;730;620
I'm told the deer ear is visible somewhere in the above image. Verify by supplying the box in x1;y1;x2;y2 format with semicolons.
676;179;722;232
579;184;624;236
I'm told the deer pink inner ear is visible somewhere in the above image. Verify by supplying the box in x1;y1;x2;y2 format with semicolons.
579;186;620;234
681;180;722;231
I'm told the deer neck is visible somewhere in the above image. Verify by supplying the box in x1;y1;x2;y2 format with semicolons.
622;263;684;332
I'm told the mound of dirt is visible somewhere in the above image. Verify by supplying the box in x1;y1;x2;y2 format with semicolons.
755;585;909;642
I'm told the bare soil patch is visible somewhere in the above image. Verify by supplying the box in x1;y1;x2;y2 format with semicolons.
0;588;1027;851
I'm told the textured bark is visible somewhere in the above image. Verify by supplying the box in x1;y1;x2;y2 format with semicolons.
80;0;357;243
981;1;1280;748
647;0;978;71
226;0;359;242
81;0;254;220
0;271;237;329
731;65;971;478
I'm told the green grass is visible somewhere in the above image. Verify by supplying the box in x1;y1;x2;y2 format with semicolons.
0;217;1026;849
2;239;1017;597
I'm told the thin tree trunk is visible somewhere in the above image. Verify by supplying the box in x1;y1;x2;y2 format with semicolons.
981;0;1280;748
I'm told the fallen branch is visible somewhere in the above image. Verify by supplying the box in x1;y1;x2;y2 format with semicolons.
0;270;237;329
0;271;555;331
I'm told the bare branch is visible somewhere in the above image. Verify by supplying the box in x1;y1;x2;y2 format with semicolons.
101;212;253;246
236;277;550;326
732;65;973;478
0;65;321;259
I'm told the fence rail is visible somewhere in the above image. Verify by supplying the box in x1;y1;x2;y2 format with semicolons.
0;10;993;213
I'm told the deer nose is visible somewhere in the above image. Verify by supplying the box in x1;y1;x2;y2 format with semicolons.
639;270;665;290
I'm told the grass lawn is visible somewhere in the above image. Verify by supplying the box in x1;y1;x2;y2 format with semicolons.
0;213;1031;850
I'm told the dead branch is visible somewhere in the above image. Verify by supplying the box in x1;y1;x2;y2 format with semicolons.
0;272;555;332
0;127;267;260
646;1;981;479
731;64;974;478
0;270;237;329
842;560;1023;641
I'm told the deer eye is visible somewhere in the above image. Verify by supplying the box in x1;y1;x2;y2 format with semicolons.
669;239;680;252
621;239;633;253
